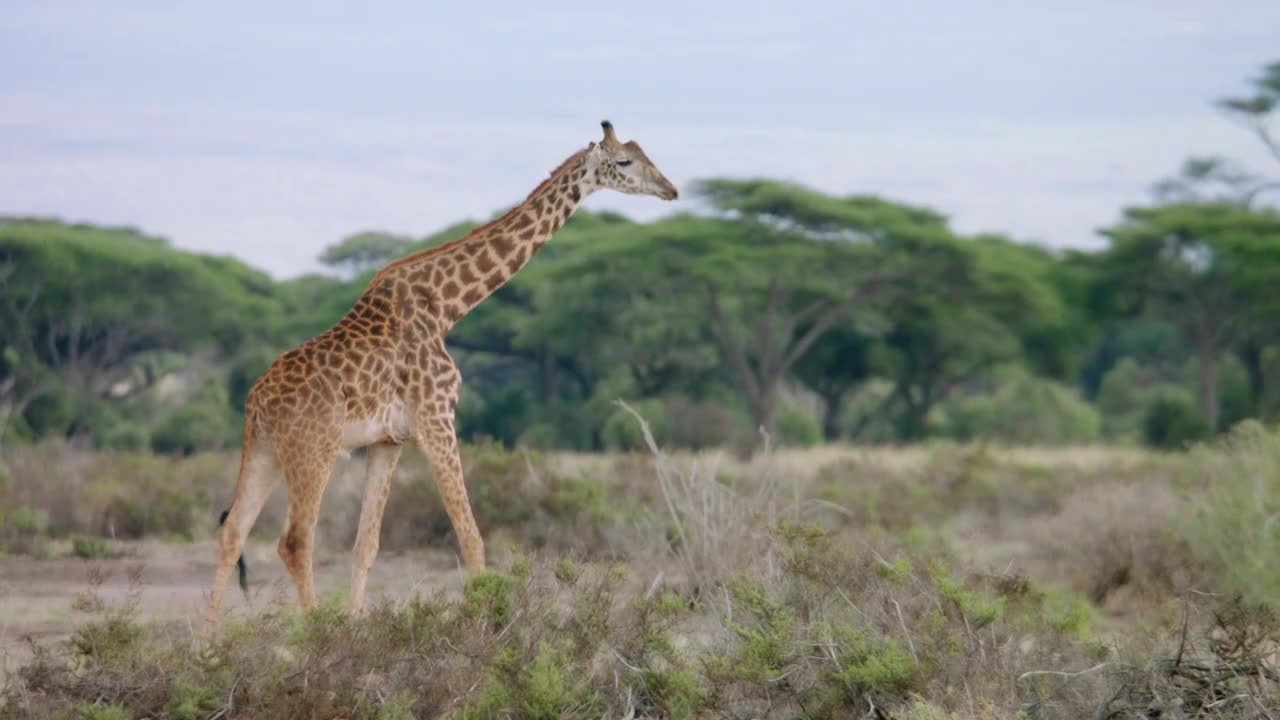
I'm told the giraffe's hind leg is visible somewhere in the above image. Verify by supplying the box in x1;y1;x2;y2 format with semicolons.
203;429;279;635
348;442;403;612
416;413;485;573
276;437;340;611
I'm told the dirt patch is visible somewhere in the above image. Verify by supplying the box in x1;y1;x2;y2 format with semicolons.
0;539;466;679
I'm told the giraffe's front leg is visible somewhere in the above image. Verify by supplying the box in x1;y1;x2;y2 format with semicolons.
416;413;485;573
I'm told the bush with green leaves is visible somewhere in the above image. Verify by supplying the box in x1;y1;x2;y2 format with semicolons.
601;397;669;451
774;404;822;447
1142;388;1209;449
1184;420;1280;605
149;398;238;455
940;371;1101;445
71;535;112;560
1;505;49;556
21;385;77;439
98;422;151;452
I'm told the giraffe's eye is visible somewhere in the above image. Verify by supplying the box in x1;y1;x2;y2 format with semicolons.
616;159;633;167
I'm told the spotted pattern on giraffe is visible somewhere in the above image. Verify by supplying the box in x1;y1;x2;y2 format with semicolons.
203;121;679;636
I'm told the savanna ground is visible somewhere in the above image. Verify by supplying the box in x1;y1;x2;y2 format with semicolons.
2;415;1279;719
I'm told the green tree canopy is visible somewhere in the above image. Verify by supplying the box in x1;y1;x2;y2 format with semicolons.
319;231;414;276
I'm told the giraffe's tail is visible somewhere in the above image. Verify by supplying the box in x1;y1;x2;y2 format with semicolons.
218;509;248;594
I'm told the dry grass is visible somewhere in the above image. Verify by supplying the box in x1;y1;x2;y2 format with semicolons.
2;424;1278;718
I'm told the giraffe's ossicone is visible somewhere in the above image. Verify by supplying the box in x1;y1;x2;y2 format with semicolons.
203;121;678;635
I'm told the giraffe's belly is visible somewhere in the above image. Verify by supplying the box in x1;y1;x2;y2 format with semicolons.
341;398;412;450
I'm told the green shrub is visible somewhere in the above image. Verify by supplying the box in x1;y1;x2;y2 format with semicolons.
775;404;822;447
1142;389;1209;449
166;680;221;720
602;398;668;451
464;571;516;627
23;385;77;438
287;593;352;656
362;693;415;720
515;422;561;450
72;535;111;559
640;668;703;719
720;580;796;681
1039;586;1097;637
462;640;601;720
1096;357;1150;440
458;384;534;448
226;347;277;411
74;703;133;720
100;422;151;452
1185;421;1280;605
2;505;49;556
941;372;1100;445
830;627;917;695
4;505;47;534
149;403;236;455
71;612;143;666
930;564;1003;627
1214;355;1254;432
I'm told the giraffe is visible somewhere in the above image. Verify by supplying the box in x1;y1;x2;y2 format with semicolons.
202;121;678;634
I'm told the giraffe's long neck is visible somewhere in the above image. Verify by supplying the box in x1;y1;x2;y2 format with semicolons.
383;149;597;328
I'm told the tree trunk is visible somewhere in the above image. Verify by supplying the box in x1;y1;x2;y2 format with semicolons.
541;348;558;403
1236;341;1265;417
1196;332;1219;432
748;388;778;444
820;388;847;441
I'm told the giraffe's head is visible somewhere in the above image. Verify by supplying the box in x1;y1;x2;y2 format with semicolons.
588;120;679;201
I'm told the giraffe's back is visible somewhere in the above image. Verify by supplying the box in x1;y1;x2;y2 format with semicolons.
246;271;445;451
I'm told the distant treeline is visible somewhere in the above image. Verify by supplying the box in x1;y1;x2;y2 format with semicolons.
3;62;1279;453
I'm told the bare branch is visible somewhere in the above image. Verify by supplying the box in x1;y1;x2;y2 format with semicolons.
704;282;761;401
1251;118;1280;167
1244;179;1280;207
780;276;897;373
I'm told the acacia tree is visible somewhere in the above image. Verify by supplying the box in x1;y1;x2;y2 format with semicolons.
319;231;414;276
542;181;962;442
791;323;872;440
1099;203;1280;430
0;263;59;442
869;234;1067;441
1219;59;1280;206
694;180;976;439
0;218;283;442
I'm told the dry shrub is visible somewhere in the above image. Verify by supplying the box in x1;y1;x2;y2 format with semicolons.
0;439;623;560
6;431;1276;719
0;556;700;720
1;441;233;541
368;440;617;558
810;444;1079;533
1099;595;1280;720
662;394;746;450
1;532;1114;720
1027;482;1206;613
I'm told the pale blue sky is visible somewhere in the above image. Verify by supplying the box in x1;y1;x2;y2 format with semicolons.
2;1;1277;277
